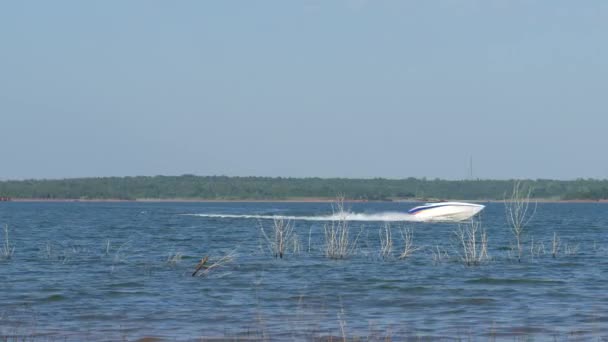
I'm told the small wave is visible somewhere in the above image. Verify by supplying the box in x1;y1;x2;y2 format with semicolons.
183;211;421;222
43;294;67;302
466;277;565;285
449;297;496;305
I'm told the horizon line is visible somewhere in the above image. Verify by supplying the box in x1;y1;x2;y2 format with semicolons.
1;175;607;182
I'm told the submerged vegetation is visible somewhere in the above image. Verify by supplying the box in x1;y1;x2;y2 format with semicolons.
2;175;608;200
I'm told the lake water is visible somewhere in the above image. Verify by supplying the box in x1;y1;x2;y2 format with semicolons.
1;201;607;341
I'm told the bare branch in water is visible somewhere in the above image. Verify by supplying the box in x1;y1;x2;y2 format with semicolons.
193;250;238;277
1;224;15;260
504;180;537;262
259;218;298;259
324;197;361;259
454;219;489;266
399;226;422;259
192;256;209;277
379;223;393;259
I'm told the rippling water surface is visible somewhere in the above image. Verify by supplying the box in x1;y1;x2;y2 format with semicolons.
1;201;607;340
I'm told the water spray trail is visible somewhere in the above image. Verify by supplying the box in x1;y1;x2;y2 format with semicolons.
183;212;422;222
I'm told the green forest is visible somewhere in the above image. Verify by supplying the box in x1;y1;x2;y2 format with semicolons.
1;175;608;200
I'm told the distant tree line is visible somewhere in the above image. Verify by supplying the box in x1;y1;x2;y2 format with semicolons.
0;175;608;200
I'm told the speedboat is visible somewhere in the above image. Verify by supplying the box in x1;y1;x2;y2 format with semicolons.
407;201;485;222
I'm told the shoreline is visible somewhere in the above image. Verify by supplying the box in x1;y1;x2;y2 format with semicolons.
5;197;608;204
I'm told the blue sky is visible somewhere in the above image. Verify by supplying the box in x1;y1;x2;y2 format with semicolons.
1;1;607;180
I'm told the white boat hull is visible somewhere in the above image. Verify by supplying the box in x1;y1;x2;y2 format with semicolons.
408;202;485;222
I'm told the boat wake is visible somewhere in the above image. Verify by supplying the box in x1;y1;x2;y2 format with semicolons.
184;212;422;222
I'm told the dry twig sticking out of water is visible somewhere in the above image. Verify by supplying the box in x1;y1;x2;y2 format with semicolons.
379;223;393;259
564;241;580;256
1;224;15;260
399;226;422;259
504;180;537;262
192;250;237;277
260;218;297;259
192;255;209;276
551;232;560;258
529;237;546;259
167;252;183;265
431;245;450;264
324;198;361;259
454;219;489;266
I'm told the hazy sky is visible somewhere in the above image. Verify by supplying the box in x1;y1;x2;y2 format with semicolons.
1;1;607;180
